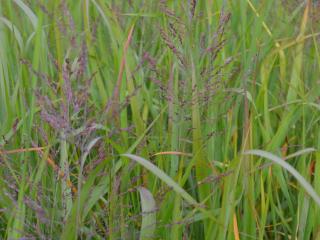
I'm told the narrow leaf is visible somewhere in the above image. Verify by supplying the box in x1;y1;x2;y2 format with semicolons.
122;154;198;206
138;187;156;240
244;149;320;207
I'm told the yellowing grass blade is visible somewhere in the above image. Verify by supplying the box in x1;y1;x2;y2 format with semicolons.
151;151;192;157
233;213;240;240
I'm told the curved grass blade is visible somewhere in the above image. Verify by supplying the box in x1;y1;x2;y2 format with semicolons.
138;187;156;240
285;148;316;160
13;0;38;28
244;149;320;207
0;17;23;50
122;154;198;206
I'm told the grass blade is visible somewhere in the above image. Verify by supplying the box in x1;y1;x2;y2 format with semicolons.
244;149;320;207
138;187;156;240
121;154;198;206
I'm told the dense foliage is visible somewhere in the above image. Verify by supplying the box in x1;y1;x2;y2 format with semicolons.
0;0;320;239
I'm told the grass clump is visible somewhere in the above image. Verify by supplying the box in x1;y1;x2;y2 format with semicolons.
0;0;320;239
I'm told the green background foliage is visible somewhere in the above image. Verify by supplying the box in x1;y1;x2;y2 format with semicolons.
0;0;319;239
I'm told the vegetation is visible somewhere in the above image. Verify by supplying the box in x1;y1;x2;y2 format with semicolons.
0;0;320;239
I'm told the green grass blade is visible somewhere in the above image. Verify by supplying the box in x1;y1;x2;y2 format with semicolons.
138;187;156;240
122;154;198;206
244;149;320;207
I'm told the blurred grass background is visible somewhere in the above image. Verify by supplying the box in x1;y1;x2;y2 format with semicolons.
0;0;320;239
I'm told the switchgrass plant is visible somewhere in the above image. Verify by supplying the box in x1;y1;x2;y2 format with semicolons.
0;0;320;239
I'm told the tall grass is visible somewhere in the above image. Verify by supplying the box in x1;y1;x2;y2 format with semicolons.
0;0;319;239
